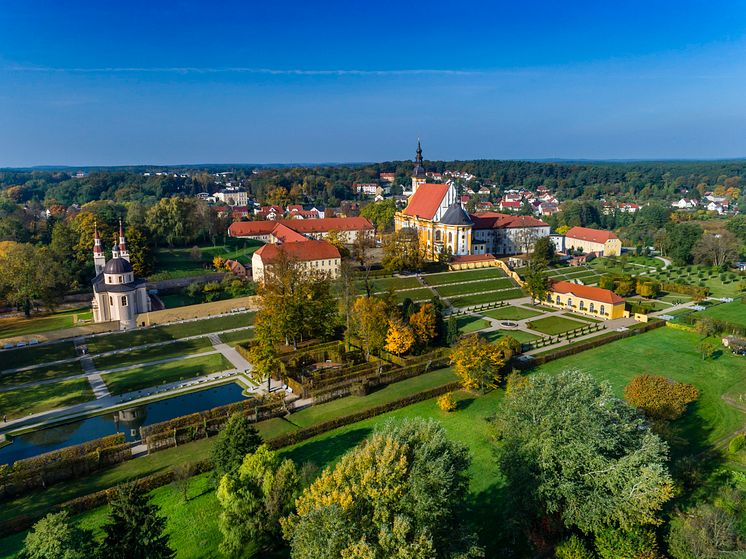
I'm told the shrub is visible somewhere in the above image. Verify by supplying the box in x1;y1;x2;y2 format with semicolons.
729;434;746;454
437;392;457;412
556;534;596;559
624;375;699;421
594;527;660;559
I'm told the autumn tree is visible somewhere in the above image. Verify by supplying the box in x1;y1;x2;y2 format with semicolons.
408;302;438;348
624;375;699;421
496;370;673;537
692;230;740;268
351;233;375;296
218;445;299;554
351;295;391;358
0;242;67;316
281;418;483;558
450;334;516;392
324;229;350;258
382;227;424;273
384;318;415;356
360;199;397;231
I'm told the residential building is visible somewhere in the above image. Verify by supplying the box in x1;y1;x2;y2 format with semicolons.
354;183;381;196
251;240;341;284
564;226;622;256
213;187;248;207
228;216;374;244
542;280;627;320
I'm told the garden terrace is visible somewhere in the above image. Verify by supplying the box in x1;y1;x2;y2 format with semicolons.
92;336;215;371
422;267;508;286
0;341;78;372
0;360;84;389
0;378;94;420
150;239;263;281
445;287;525;308
0;307;93;340
696;299;746;328
479;305;543;321
647;265;745;298
433;277;515;298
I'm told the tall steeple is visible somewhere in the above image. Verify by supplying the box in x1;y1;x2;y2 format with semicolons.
118;220;130;262
411;139;427;194
93;222;106;275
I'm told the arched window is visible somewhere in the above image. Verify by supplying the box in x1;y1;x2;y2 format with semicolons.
600;305;605;315
579;300;585;310
448;231;452;244
567;297;573;307
546;293;552;302
435;230;442;242
555;295;561;304
121;296;128;306
589;302;595;313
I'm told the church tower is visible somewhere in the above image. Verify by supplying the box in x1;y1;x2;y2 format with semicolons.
118;220;130;262
411;139;427;194
93;223;106;275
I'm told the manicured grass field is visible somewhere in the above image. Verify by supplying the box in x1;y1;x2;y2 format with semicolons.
102;353;231;396
422;267;507;286
0;342;78;372
456;315;491;333
648;265;745;298
447;288;524;308
394;287;434;303
0;378;94;420
0;307;92;340
159;293;200;309
526;315;586;335
562;312;602;323
434;277;514;298
93;337;215;371
697;300;746;328
0;359;84;389
481;329;540;343
217;328;255;345
535;327;746;452
358;276;422;294
481;305;543;321
85;313;256;354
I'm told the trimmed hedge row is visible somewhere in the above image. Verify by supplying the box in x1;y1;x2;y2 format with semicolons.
0;380;460;537
0;434;134;500
659;282;710;300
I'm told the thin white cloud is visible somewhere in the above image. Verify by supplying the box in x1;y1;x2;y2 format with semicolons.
3;65;481;76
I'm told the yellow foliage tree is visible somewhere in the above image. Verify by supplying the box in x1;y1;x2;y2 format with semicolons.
351;296;391;358
450;335;515;393
408;303;438;347
213;255;225;271
384;318;415;356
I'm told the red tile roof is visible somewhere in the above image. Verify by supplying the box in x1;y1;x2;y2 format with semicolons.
550;280;624;304
565;226;618;244
402;183;450;220
270;223;307;243
229;216;373;238
470;212;548;229
255;240;340;263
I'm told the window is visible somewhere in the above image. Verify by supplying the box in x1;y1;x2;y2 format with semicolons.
589;303;595;313
118;275;123;283
121;296;128;306
448;231;452;244
546;293;552;302
600;305;605;315
435;230;442;242
106;276;111;283
579;301;585;311
567;297;573;307
555;295;561;304
109;296;113;306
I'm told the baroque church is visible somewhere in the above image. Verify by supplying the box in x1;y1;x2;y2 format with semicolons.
91;222;150;329
394;142;550;260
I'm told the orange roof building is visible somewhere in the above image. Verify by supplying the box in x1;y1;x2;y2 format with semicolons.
564;226;622;256
229;216;374;244
251;240;341;284
542;280;627;320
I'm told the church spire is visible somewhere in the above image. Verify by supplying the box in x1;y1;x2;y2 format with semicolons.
118;219;130;262
412;138;425;178
93;221;106;275
93;222;103;254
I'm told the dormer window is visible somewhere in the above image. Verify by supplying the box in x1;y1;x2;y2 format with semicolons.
119;276;123;283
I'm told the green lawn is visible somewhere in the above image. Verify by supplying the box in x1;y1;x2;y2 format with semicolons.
648;265;745;298
697;300;746;328
434;277;515;298
394;287;434;303
534;327;746;453
159;293;200;309
0;342;78;373
562;312;602;323
217;328;255;345
0;307;92;340
358;276;422;294
85;313;256;354
93;337;215;371
480;305;543;321
422;268;507;286
456;316;491;333
102;353;232;396
447;288;524;308
526;315;586;335
0;360;84;389
481;329;540;343
0;378;94;420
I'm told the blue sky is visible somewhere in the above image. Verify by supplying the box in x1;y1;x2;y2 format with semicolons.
1;0;746;166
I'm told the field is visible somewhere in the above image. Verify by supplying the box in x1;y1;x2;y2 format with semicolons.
646;264;745;298
433;277;514;298
85;312;255;354
561;312;602;323
0;360;84;389
697;300;746;328
481;329;540;343
394;287;434;303
0;307;92;340
446;288;524;308
0;342;78;371
102;353;231;396
0;378;94;420
217;328;255;345
480;305;543;321
422;267;507;286
534;327;746;452
92;337;215;371
151;239;263;280
456;315;491;333
525;315;586;335
357;276;422;294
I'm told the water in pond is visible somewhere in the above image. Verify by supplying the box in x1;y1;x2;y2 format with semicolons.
0;382;248;466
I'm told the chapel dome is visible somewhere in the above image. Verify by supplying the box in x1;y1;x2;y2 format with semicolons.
103;257;133;274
